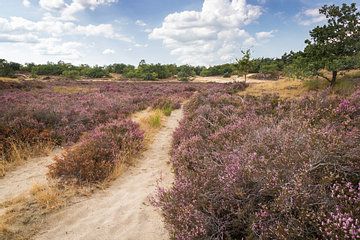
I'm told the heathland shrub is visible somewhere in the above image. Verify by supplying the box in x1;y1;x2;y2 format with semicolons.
0;81;239;170
155;88;360;239
49;120;144;183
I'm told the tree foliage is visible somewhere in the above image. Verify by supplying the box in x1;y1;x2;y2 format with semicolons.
236;49;252;82
0;59;20;77
304;3;360;85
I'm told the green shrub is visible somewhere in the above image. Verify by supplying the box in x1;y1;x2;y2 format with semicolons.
162;105;173;116
177;70;191;82
62;70;80;80
223;72;232;78
143;72;158;81
0;59;21;77
81;67;109;78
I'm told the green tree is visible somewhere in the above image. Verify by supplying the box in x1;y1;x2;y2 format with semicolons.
304;3;360;86
259;62;280;79
236;49;252;82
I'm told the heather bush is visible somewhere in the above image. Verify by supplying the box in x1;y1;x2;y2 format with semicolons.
155;88;360;239
49;120;144;183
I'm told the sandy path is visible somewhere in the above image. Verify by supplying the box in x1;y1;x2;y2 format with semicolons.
0;148;62;204
35;109;183;240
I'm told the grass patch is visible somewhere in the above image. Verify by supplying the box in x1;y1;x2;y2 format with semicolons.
132;109;166;145
52;86;95;94
147;110;162;128
303;78;328;91
333;79;357;95
342;69;360;80
242;70;359;99
240;78;306;99
162;105;173;117
303;75;357;95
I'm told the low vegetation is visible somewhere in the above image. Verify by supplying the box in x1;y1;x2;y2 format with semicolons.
155;87;360;239
0;80;233;176
49;120;144;183
0;3;359;240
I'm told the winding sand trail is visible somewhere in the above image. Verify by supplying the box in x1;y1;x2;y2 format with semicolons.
0;148;63;204
35;109;182;240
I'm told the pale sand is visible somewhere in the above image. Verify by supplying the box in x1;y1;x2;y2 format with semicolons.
0;148;62;204
193;75;269;84
35;109;183;240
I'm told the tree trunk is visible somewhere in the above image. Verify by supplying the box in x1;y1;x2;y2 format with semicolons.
330;71;337;87
244;74;247;83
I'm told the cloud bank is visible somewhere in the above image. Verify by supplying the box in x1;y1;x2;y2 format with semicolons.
0;0;132;61
150;0;272;65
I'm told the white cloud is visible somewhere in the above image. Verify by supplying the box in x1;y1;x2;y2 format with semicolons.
33;38;83;59
0;16;132;42
102;48;115;54
0;33;39;43
149;0;263;65
134;43;148;48
296;8;326;26
22;0;31;7
39;0;65;11
135;20;146;27
61;0;118;20
256;30;275;41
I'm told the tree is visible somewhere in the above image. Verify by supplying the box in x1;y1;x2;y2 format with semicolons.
259;62;280;80
304;3;360;86
236;49;252;82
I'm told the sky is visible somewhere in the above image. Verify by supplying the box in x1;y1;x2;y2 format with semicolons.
0;0;357;66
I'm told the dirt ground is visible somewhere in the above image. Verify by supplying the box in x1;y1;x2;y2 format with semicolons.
193;75;269;84
0;148;63;204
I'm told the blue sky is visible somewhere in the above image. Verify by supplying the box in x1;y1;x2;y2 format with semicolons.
0;0;356;66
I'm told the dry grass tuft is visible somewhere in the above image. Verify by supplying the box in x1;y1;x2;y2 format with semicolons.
0;77;19;82
30;183;66;210
0;141;54;177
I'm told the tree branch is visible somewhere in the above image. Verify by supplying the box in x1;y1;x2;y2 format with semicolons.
316;72;331;82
